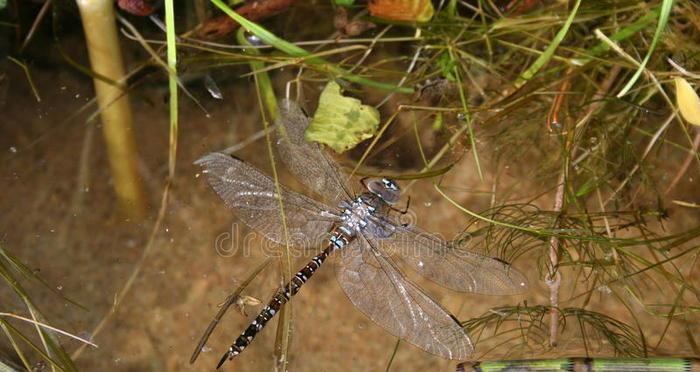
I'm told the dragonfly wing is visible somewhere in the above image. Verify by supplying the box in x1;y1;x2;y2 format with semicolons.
336;234;474;360
276;99;353;204
376;221;528;295
195;153;339;247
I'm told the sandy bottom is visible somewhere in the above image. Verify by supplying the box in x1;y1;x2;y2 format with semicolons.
1;68;698;371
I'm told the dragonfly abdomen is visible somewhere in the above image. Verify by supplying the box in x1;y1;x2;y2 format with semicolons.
217;228;354;368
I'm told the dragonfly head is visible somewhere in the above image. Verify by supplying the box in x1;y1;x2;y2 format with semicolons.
366;178;400;204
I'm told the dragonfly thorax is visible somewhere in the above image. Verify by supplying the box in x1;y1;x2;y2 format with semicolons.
338;195;381;236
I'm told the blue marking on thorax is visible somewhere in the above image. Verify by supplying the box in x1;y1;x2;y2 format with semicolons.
330;192;388;251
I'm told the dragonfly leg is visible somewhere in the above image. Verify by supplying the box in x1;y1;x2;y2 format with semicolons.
389;196;411;219
360;176;370;190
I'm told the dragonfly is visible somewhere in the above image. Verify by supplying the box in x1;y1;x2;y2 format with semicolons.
194;100;528;368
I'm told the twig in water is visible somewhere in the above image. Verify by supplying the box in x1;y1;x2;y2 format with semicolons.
0;312;98;348
547;169;565;347
665;130;700;195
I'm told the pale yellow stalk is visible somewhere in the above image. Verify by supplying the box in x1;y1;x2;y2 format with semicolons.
77;0;146;218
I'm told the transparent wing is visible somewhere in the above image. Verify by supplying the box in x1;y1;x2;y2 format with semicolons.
375;219;528;295
276;99;353;204
336;234;474;360
195;153;340;247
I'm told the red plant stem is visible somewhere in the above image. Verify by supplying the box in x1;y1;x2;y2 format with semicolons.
546;78;571;132
197;0;296;38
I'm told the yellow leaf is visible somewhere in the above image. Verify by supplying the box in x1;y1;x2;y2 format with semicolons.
675;77;700;126
306;82;380;153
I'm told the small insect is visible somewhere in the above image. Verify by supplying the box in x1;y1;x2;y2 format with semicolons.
194;100;527;368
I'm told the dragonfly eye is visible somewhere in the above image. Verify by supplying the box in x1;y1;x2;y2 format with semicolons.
382;178;399;191
366;178;400;204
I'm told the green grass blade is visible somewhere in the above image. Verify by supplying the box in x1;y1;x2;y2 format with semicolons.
571;7;660;66
164;0;178;177
39;327;78;372
0;258;77;371
616;0;674;97
514;0;581;88
0;320;65;371
447;47;483;181
210;0;413;93
0;320;33;370
0;247;85;311
237;28;278;120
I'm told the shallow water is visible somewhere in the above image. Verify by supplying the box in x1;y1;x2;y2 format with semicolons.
1;61;698;372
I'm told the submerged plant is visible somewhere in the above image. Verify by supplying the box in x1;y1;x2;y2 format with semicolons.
1;0;698;368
